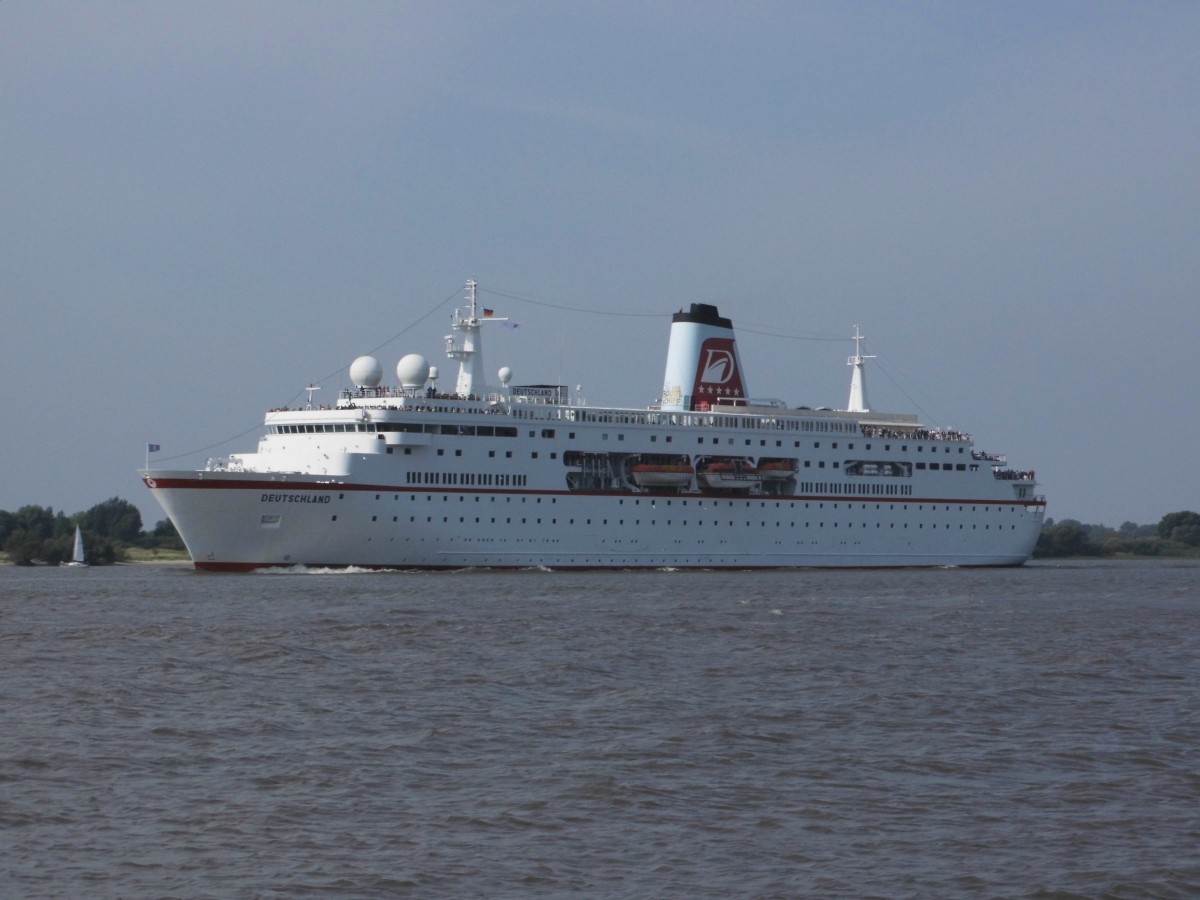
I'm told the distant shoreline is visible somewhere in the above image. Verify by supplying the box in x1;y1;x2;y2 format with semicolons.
0;556;193;568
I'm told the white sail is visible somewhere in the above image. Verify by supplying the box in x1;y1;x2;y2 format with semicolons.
62;525;89;568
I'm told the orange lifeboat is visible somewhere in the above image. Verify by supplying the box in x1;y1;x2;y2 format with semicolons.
631;456;694;488
757;458;798;480
697;457;760;490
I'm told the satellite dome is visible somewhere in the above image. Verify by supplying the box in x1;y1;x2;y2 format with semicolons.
396;353;431;390
350;355;383;388
498;366;513;385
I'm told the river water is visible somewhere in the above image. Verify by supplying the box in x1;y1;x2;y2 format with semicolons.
2;560;1198;898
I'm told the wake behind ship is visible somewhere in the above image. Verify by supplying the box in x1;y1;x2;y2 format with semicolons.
141;282;1045;570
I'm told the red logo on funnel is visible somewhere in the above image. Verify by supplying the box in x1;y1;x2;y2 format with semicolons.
691;337;745;407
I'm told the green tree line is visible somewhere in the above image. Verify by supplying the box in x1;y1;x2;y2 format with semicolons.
1034;511;1200;558
0;498;183;565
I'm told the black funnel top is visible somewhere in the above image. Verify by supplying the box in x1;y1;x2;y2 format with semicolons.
671;303;732;329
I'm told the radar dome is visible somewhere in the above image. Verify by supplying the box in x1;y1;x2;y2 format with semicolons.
498;366;513;385
350;355;383;388
396;353;431;390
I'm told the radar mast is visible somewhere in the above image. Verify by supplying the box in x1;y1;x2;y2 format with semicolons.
444;279;507;397
847;326;874;413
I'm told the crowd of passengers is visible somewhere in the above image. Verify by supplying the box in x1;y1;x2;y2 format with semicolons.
860;425;971;442
994;469;1036;481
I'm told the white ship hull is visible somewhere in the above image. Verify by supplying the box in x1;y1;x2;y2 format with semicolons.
141;469;1042;570
142;289;1045;571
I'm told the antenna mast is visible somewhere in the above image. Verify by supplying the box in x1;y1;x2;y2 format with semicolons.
445;279;507;397
847;326;875;413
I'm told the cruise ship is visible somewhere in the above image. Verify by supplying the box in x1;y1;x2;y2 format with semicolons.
141;281;1045;570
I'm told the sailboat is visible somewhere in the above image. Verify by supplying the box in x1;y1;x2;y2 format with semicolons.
61;525;89;568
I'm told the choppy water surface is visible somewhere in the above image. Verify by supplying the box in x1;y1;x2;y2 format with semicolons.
2;560;1198;898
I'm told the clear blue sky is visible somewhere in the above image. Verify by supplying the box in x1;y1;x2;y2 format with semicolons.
3;1;1197;528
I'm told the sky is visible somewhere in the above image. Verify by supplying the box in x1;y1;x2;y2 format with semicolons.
3;1;1197;529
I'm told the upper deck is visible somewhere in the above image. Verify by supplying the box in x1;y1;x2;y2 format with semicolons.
262;385;948;443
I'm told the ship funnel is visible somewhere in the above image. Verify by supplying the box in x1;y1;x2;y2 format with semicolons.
660;303;749;411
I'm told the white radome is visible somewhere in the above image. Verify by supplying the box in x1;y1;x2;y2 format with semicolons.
350;355;383;388
396;354;431;390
